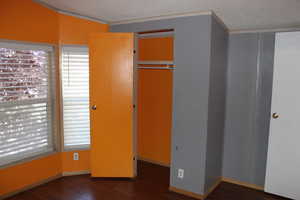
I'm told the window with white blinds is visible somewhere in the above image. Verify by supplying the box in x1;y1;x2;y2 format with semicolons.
61;46;90;149
0;42;55;166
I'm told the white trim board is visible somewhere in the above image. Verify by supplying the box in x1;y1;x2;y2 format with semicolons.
61;45;89;53
0;171;90;200
110;10;213;25
32;0;108;24
31;1;231;32
211;12;229;32
110;10;229;32
138;32;174;38
138;157;170;168
230;27;300;34
27;2;300;34
0;174;62;200
0;39;56;50
32;1;230;32
0;41;54;52
62;170;90;176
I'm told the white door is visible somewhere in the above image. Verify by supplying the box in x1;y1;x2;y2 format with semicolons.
265;32;300;199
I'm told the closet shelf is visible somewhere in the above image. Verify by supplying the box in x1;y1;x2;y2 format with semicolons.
137;61;174;65
138;31;174;38
137;66;175;70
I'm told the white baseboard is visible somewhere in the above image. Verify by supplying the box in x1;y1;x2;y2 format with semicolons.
62;170;90;176
0;170;92;199
138;156;170;167
221;177;264;191
0;173;62;200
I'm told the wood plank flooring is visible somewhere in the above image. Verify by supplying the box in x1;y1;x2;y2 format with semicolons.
6;161;290;200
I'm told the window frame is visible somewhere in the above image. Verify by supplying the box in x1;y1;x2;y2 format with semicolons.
0;40;58;169
60;45;90;151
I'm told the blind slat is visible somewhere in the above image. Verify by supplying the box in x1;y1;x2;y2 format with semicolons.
62;47;90;149
0;135;49;152
0;46;54;166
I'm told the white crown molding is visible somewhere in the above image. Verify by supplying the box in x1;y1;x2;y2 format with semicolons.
57;10;108;24
32;0;108;24
211;12;229;32
138;31;174;38
110;10;213;25
110;10;230;33
230;27;300;34
32;0;300;34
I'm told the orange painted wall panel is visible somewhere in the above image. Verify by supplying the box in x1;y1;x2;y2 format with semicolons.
0;153;61;196
137;36;173;166
58;14;108;45
0;0;59;44
58;14;108;174
0;0;109;45
138;37;173;61
61;150;90;172
137;70;173;166
0;0;108;196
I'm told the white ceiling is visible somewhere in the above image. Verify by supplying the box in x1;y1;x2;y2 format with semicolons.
37;0;300;31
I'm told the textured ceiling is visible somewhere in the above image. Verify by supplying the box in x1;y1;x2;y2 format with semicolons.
37;0;300;31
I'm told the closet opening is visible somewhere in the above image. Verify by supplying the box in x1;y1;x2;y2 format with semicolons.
135;29;174;181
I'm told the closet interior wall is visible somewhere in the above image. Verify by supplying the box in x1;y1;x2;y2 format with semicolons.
137;31;174;166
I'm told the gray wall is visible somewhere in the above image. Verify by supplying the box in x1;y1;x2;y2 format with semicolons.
222;32;275;187
112;15;274;193
111;15;213;195
252;33;275;186
204;17;228;192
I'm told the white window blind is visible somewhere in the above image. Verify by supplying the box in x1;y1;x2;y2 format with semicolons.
0;44;55;166
61;46;90;149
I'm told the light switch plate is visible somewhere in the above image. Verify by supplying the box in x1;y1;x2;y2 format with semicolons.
73;152;79;160
178;169;184;179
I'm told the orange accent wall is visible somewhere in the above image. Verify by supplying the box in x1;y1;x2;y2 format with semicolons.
0;0;59;43
0;0;108;197
137;70;173;165
61;150;90;172
58;14;109;45
0;153;61;196
137;37;173;166
57;14;107;174
138;37;173;61
57;5;107;174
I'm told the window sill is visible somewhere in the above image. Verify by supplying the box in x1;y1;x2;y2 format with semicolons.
0;151;58;170
63;146;90;152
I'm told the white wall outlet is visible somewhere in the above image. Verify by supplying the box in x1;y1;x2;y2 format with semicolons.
73;152;79;161
178;169;184;179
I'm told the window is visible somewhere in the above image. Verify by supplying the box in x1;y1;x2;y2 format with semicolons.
0;42;55;166
61;46;90;150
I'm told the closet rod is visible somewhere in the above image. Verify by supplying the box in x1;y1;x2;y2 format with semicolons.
137;66;175;70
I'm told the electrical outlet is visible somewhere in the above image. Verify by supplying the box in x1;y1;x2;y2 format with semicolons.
73;152;79;161
178;169;184;179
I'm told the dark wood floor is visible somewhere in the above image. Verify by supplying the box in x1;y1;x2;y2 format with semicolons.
7;161;289;200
